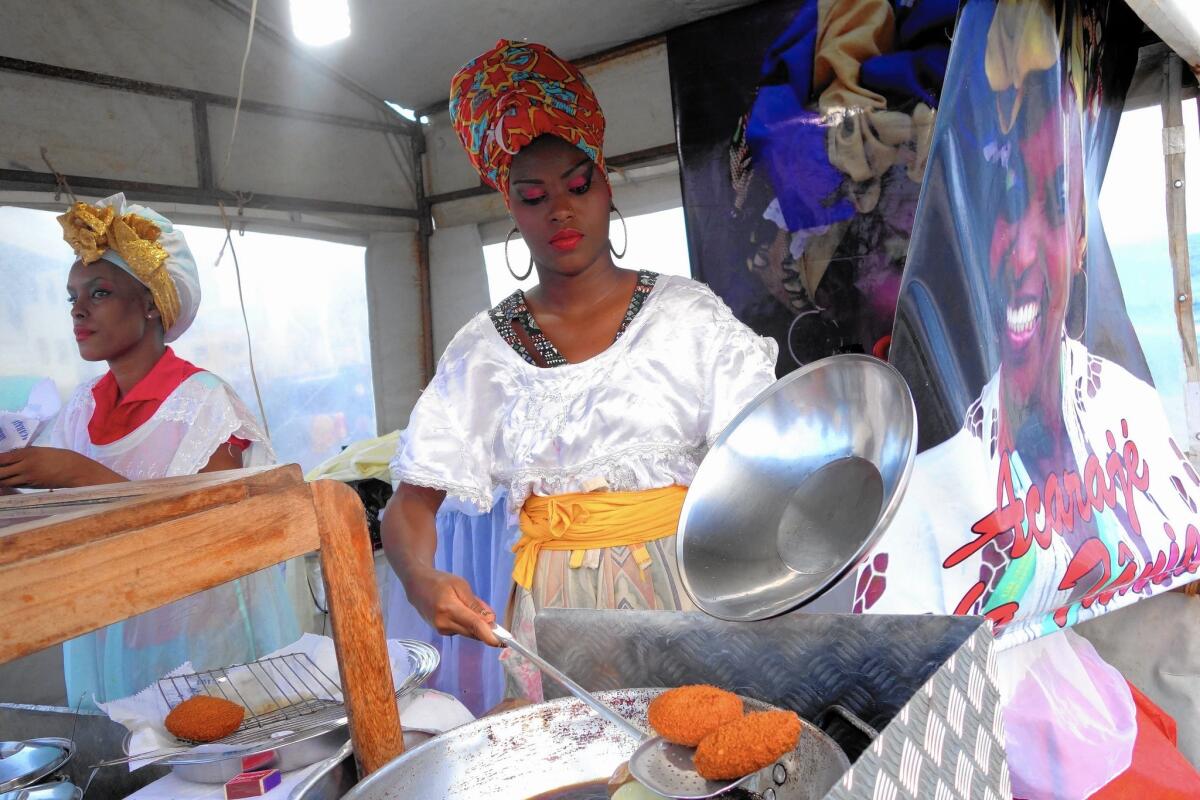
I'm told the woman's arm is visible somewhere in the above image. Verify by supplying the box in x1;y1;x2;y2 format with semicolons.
381;482;500;646
0;446;126;488
199;442;244;473
0;438;245;489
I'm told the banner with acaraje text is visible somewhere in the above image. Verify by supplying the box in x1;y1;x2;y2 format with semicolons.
854;0;1200;646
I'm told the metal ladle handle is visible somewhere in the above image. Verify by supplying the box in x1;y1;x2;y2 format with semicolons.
491;624;646;742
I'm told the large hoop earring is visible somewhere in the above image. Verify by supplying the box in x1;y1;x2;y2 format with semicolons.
504;226;533;281
609;206;628;259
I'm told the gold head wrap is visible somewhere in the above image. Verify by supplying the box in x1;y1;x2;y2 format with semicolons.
59;201;181;333
984;0;1059;134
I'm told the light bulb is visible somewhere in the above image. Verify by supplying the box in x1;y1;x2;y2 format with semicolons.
289;0;350;47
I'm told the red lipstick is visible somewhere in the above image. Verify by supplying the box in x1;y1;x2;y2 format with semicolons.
549;229;584;252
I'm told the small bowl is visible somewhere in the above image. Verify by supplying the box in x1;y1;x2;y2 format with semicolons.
677;354;917;621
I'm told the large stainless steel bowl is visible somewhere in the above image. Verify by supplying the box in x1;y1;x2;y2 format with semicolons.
677;354;917;621
340;689;849;800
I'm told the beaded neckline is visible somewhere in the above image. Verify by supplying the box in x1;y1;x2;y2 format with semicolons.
487;271;658;368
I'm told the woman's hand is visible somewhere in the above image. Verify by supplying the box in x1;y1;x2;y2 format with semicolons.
0;446;125;489
381;482;501;646
403;566;501;646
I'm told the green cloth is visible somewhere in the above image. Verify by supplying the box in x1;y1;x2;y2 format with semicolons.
305;430;400;483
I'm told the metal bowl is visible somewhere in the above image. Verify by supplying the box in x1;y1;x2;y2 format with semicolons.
677;354;917;621
341;689;849;800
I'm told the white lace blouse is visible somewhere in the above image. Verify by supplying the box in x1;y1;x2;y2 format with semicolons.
391;275;779;514
35;369;294;706
40;371;274;476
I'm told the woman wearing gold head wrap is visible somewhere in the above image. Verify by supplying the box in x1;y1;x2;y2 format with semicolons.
382;41;779;702
0;193;299;705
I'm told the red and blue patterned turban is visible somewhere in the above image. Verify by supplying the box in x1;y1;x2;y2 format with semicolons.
449;40;607;200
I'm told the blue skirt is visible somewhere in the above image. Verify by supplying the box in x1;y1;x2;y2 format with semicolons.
383;497;516;716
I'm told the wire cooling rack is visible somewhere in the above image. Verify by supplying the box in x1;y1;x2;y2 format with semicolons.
158;652;345;745
96;640;440;768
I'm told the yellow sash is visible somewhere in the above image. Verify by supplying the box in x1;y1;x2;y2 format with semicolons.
512;485;687;590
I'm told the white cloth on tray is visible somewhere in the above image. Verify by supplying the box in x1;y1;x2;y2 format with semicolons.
101;634;423;770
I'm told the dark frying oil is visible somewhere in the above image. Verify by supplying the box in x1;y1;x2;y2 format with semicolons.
527;782;608;800
527;781;760;800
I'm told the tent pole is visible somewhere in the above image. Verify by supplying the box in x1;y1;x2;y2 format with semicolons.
1163;53;1200;463
413;134;435;383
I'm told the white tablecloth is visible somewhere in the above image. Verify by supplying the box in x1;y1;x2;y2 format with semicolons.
126;689;473;799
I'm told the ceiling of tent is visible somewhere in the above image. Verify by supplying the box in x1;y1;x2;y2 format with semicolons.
246;0;761;112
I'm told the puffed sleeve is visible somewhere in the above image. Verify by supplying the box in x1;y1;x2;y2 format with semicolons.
696;288;779;444
390;319;498;513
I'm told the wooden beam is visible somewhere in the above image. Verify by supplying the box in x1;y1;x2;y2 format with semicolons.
412;136;436;383
0;56;415;137
0;170;420;219
0;465;299;518
0;483;248;563
0;481;320;663
0;468;403;777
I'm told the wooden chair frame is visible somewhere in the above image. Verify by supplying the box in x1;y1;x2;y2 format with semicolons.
0;465;404;775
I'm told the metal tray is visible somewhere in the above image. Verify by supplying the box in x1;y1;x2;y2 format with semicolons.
119;640;438;783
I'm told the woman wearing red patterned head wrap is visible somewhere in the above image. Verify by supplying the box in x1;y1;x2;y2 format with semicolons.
381;41;779;703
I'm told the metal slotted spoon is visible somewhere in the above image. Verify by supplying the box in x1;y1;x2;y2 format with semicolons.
491;624;753;799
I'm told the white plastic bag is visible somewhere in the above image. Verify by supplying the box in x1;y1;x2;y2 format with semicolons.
998;629;1136;799
0;377;60;453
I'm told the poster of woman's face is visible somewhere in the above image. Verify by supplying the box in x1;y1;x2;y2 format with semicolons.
892;0;1150;450
989;67;1088;454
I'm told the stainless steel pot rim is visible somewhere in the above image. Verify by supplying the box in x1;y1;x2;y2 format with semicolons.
119;640;438;766
676;354;919;620
348;687;850;798
0;775;82;800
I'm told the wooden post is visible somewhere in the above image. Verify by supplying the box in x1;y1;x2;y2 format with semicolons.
1163;53;1200;462
311;479;404;775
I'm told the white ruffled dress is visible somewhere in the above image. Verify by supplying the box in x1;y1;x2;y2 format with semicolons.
390;275;778;700
40;371;300;706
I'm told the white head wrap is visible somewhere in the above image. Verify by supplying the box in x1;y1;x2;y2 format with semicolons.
81;193;201;343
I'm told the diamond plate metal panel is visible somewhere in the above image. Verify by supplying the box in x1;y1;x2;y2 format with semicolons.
535;610;1009;799
536;611;974;742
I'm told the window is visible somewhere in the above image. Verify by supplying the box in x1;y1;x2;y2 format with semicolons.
1100;101;1200;447
481;206;694;305
0;206;375;473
